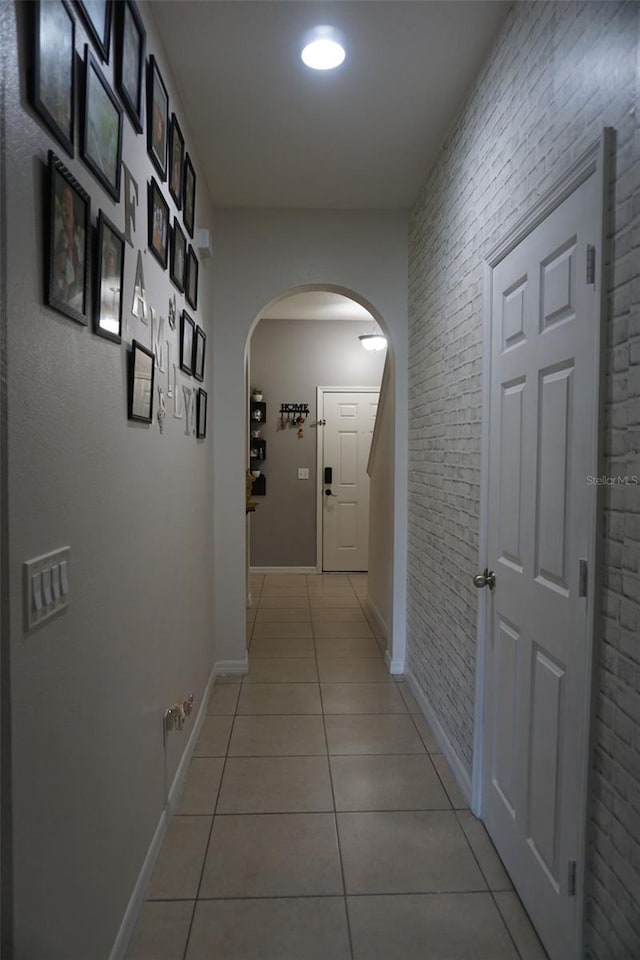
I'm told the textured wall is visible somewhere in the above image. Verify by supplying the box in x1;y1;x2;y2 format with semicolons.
249;317;385;568
406;2;639;957
5;3;216;956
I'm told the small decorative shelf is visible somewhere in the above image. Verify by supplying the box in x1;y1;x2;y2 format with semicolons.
249;399;267;496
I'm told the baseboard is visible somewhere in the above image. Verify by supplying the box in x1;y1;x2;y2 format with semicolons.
385;650;405;675
250;566;316;575
404;668;472;805
109;662;217;960
214;657;248;676
364;596;388;641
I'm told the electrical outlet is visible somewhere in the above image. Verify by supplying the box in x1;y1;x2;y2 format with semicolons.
298;468;310;480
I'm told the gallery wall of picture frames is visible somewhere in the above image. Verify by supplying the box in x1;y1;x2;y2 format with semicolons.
30;0;207;439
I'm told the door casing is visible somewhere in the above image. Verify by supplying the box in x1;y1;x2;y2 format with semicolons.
315;385;380;574
472;130;612;959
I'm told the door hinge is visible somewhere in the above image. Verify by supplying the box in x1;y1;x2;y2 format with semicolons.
568;859;577;897
586;245;596;285
578;559;588;598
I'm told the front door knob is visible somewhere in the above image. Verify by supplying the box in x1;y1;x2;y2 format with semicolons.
473;568;496;590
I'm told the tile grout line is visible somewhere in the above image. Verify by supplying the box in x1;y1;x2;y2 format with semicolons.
311;575;356;960
181;660;241;960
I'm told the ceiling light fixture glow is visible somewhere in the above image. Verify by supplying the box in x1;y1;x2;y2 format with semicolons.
301;26;346;71
359;334;387;352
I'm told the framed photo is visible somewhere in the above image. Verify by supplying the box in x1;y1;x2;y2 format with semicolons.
148;178;169;269
180;310;195;376
76;0;112;62
185;245;198;310
81;46;123;201
46;150;91;325
168;113;185;208
94;211;124;343
129;340;155;423
115;0;145;133
193;325;206;382
31;0;76;156
170;219;186;292
183;152;196;237
147;55;168;180
196;388;207;439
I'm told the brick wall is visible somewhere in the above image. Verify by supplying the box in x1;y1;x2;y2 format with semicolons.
407;2;640;956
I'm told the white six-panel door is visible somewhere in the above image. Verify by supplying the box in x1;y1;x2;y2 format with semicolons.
482;171;600;960
321;390;378;571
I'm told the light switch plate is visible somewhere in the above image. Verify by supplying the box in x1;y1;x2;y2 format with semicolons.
298;468;310;480
24;546;70;631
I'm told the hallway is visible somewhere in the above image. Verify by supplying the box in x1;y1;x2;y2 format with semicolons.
126;575;546;960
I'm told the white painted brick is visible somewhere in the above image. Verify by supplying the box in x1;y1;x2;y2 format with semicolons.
407;2;640;956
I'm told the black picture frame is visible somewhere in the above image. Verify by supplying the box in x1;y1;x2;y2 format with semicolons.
46;150;91;325
183;152;196;238
129;340;155;423
147;55;168;180
196;388;207;439
31;0;76;157
81;46;123;201
168;113;185;209
94;211;124;343
185;245;198;310
115;0;145;134
180;310;195;376
148;177;169;269
76;0;112;62
193;325;206;382
170;219;186;292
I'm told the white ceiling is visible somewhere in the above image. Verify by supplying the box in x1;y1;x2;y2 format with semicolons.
261;290;376;322
152;0;511;209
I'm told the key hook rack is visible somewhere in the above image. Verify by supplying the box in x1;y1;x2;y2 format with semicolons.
279;403;309;425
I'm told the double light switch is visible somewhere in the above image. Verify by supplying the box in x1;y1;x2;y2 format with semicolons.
24;546;70;630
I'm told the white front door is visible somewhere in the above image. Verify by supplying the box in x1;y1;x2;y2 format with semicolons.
482;172;601;959
321;390;378;571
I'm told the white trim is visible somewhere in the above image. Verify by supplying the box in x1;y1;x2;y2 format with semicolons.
404;667;472;804
474;129;611;960
384;650;405;676
250;566;316;575
315;385;381;575
213;658;249;677
367;358;390;476
574;127;613;960
364;595;389;647
485;138;601;268
110;662;218;960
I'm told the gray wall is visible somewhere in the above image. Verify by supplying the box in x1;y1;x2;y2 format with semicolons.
249;317;385;568
5;3;216;956
367;358;394;645
406;2;639;957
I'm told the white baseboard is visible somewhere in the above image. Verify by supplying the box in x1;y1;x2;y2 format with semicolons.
364;596;388;641
110;663;217;960
404;668;472;805
250;566;316;575
214;657;248;676
385;650;405;675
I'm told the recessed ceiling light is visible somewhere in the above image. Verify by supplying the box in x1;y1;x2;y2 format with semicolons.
301;26;346;71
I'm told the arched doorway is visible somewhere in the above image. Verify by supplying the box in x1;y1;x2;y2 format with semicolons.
246;286;387;578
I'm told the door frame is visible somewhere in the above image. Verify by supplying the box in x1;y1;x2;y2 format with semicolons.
472;130;612;958
315;385;381;574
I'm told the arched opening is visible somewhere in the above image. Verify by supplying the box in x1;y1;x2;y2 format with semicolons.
245;285;396;667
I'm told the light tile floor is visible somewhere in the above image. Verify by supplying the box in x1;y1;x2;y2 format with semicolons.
127;574;548;960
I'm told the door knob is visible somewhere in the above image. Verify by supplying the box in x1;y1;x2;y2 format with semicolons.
473;568;496;590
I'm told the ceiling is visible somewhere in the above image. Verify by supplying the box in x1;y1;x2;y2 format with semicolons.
261;290;376;322
152;0;511;209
